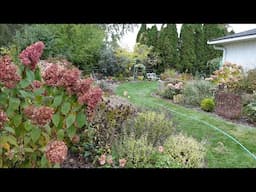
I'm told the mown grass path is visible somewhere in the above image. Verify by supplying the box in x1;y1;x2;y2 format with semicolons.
115;81;256;167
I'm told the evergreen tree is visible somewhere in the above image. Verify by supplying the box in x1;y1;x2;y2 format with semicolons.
146;25;158;48
203;24;229;74
178;24;196;74
193;24;205;75
136;24;147;43
157;24;178;72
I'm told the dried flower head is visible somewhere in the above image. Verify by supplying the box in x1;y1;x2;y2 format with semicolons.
19;41;45;71
75;78;93;96
24;106;54;126
45;140;68;164
119;158;127;168
42;63;65;86
158;146;164;153
99;154;106;165
106;155;113;165
32;80;43;89
0;55;21;88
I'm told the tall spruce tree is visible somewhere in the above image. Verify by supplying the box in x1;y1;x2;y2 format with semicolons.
157;24;178;71
136;24;147;43
178;24;196;74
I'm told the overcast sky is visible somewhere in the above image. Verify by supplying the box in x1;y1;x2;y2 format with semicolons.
119;24;256;51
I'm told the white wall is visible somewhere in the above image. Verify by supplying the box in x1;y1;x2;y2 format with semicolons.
223;39;256;71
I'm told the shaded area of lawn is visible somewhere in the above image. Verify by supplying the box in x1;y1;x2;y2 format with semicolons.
115;81;256;168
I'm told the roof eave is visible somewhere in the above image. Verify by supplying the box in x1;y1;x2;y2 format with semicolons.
208;34;256;45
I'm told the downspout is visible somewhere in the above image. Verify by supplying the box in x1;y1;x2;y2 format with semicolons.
213;45;226;67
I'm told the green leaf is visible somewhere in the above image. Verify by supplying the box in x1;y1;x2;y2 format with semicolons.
57;129;64;140
13;114;22;127
6;135;18;147
24;136;31;145
52;95;63;108
76;111;87;128
24;147;34;152
34;88;45;96
24;121;33;132
40;154;48;168
31;127;41;143
26;68;35;82
52;112;60;127
19;90;34;99
6;107;14;118
4;126;15;134
35;95;42;104
67;125;76;138
61;102;71;115
66;113;76;128
9;98;20;111
19;79;31;88
35;67;42;81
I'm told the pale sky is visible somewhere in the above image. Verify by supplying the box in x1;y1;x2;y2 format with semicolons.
119;24;256;51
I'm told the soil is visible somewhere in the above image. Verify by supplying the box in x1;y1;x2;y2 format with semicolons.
61;151;94;168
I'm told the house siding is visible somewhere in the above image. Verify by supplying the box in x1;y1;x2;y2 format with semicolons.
223;39;256;72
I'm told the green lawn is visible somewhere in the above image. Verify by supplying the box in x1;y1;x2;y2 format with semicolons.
115;81;256;168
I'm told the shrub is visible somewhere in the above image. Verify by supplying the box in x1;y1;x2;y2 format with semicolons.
243;102;256;123
161;88;176;99
160;81;183;100
215;92;242;119
163;133;206;168
200;98;215;112
137;75;144;81
160;69;178;80
111;135;155;168
122;111;175;146
183;80;215;106
92;95;137;154
109;135;181;168
173;94;184;104
206;62;243;93
0;41;103;168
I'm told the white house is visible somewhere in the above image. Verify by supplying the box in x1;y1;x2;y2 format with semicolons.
207;28;256;72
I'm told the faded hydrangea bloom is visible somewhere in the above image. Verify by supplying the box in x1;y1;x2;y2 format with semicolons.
158;146;164;153
32;80;43;89
99;154;106;165
106;155;113;165
0;55;21;88
19;41;45;71
119;158;127;168
24;106;54;126
45;140;68;164
75;78;93;96
0;109;8;130
42;63;65;86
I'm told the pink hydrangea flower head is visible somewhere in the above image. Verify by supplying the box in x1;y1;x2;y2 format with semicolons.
99;154;106;165
24;106;54;127
75;78;93;96
78;87;103;118
19;41;45;71
45;140;68;164
42;63;64;86
106;155;113;165
158;146;164;153
0;55;21;88
119;158;127;168
32;80;43;89
59;68;81;87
